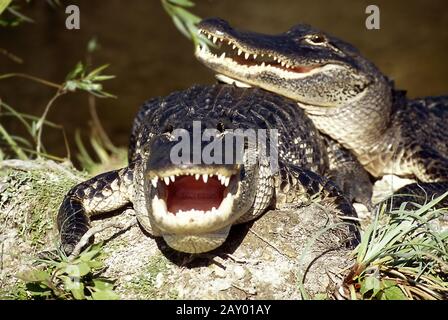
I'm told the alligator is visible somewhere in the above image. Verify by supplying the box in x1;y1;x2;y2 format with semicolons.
195;18;448;205
58;84;363;255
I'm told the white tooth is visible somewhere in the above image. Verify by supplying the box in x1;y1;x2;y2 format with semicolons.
253;54;257;59
220;52;226;59
281;61;286;67
170;175;175;182
195;173;200;180
164;176;170;185
202;174;208;183
151;177;158;188
232;44;236;50
207;34;211;39
212;36;217;44
244;52;249;60
237;48;242;55
261;62;266;67
224;177;230;187
286;64;291;68
211;207;216;212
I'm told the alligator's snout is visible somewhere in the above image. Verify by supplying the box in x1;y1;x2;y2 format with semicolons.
142;123;250;253
198;17;232;34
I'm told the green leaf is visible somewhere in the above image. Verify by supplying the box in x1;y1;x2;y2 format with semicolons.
91;289;120;300
167;0;195;8
0;0;12;16
62;275;80;291
91;75;115;81
66;61;84;80
85;64;110;80
381;279;397;289
79;249;101;262
360;275;381;297
65;262;91;277
382;285;407;300
25;283;53;298
172;6;200;24
313;293;329;300
92;279;115;290
70;282;86;300
171;14;191;39
17;269;51;283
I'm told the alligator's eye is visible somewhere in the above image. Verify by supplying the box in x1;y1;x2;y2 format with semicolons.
304;34;327;45
217;122;225;133
163;124;174;134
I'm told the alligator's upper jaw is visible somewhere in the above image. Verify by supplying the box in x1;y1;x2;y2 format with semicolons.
195;28;323;87
147;167;240;253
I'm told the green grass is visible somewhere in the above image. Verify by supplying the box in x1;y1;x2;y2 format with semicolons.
343;192;448;300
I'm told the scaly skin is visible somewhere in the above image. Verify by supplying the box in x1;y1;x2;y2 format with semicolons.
58;84;361;254
195;18;448;206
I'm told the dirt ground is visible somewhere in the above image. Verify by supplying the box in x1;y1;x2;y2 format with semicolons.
0;159;363;299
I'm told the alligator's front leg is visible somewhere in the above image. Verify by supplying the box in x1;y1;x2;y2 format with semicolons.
324;136;373;209
57;165;135;254
274;163;361;248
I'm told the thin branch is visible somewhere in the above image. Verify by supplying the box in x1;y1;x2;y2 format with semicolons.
0;48;23;64
0;73;62;89
36;90;65;155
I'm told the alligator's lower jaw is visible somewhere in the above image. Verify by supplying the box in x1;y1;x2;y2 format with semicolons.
215;74;253;88
162;226;231;253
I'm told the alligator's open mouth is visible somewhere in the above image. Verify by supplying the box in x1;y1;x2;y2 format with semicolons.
148;168;239;234
196;28;321;80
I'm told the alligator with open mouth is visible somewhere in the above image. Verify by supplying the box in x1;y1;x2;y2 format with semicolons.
57;84;364;254
195;18;448;206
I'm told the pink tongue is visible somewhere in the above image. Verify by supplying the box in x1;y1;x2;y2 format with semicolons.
166;176;224;213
